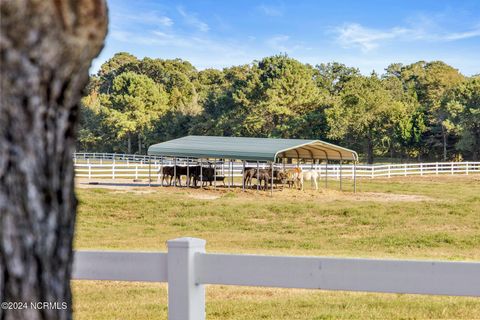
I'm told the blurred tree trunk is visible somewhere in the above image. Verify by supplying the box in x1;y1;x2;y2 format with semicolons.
0;1;107;320
366;132;374;164
441;125;447;161
138;133;141;154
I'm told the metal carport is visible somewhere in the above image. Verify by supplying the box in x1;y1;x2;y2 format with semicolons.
147;136;358;193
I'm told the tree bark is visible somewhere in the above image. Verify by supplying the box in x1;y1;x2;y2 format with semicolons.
127;133;132;154
442;125;447;161
138;133;141;154
0;1;107;320
366;132;374;164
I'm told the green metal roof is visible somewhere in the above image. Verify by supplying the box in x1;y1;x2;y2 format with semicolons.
148;136;358;161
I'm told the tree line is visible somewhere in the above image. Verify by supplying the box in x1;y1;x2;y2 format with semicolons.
79;52;480;163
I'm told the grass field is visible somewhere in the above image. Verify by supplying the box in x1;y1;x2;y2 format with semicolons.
72;175;480;319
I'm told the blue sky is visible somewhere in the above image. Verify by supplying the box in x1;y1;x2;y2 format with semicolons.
92;0;480;75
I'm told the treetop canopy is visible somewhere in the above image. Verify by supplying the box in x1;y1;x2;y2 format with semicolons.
148;135;358;162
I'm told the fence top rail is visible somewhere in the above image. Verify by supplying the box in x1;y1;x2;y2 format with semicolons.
72;248;480;297
197;253;480;296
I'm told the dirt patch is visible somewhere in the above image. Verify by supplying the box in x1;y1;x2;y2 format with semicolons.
346;192;432;202
76;179;156;194
112;189;156;195
187;194;220;200
75;178;434;202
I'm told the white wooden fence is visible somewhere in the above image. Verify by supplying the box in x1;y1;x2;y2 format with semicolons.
73;237;480;320
74;159;480;180
74;152;161;164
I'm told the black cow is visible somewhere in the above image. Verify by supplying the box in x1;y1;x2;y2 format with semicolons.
159;166;188;186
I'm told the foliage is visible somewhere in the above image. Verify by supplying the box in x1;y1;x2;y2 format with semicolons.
99;72;168;153
325;74;408;163
443;78;480;159
78;53;479;162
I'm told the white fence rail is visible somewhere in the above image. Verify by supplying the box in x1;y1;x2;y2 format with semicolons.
73;237;480;320
74;152;161;164
74;160;480;180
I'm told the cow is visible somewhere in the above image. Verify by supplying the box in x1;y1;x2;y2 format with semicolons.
193;166;215;187
158;165;188;186
158;166;174;186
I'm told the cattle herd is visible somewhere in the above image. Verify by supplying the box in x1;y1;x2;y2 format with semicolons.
158;165;321;191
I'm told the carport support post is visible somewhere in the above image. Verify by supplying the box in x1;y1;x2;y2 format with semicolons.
214;158;217;190
231;160;234;188
227;159;230;189
160;156;164;187
353;161;357;193
187;157;190;187
242;161;246;192
256;161;259;191
228;159;232;189
271;161;274;196
174;157;177;187
167;237;206;320
148;156;151;187
325;160;328;189
339;160;343;191
200;159;203;188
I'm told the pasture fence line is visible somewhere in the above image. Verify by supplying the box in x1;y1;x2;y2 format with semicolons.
74;152;163;165
73;237;480;320
73;155;480;181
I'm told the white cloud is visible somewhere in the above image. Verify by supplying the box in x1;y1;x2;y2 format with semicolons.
335;24;409;52
266;34;306;52
334;22;480;52
266;35;290;51
177;6;209;32
258;4;284;17
443;28;480;40
112;11;173;27
150;31;193;47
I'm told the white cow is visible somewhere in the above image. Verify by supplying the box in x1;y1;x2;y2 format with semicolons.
299;169;320;191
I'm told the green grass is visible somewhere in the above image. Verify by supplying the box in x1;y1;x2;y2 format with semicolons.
73;175;480;319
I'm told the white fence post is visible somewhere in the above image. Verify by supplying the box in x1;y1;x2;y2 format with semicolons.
436;162;439;175
466;162;469;175
112;164;115;180
88;163;91;180
420;163;423;176
388;165;391;178
451;162;454;175
167;237;206;320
